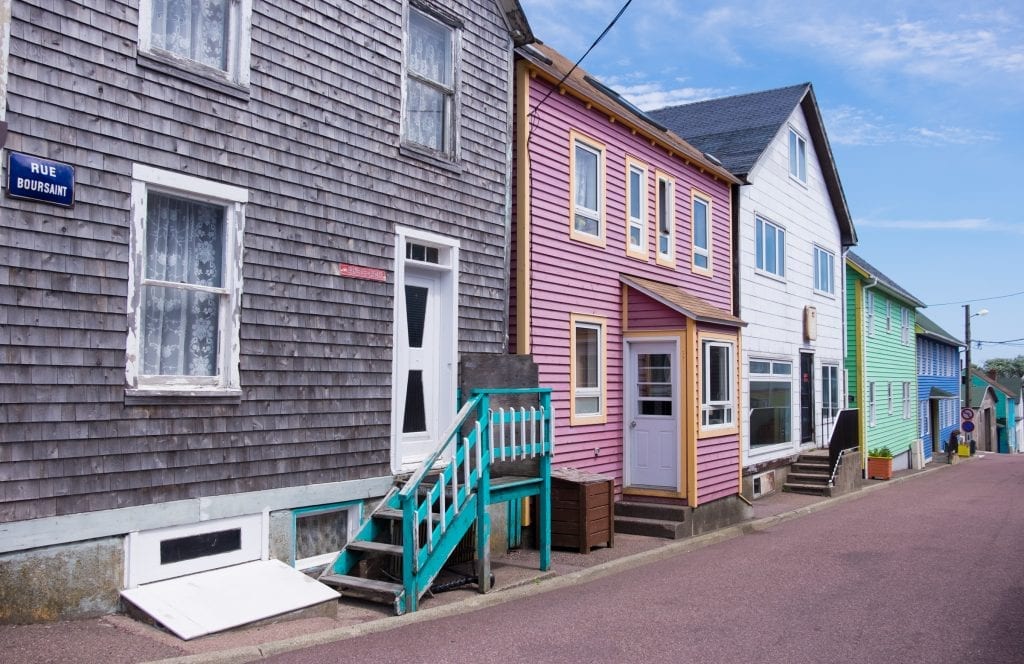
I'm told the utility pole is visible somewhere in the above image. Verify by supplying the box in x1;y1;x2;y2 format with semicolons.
964;304;972;411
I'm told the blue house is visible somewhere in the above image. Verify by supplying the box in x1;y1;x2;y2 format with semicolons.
915;312;962;459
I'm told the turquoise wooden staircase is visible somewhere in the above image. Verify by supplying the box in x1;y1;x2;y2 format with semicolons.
318;388;554;614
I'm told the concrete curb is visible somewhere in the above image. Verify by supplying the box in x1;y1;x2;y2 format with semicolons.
145;458;961;664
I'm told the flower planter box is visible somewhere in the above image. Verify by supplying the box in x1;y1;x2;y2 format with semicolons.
866;456;893;480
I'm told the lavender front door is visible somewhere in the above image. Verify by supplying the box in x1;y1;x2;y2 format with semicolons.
626;341;679;490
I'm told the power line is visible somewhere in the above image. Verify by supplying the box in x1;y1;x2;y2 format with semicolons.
925;289;1024;307
526;0;635;121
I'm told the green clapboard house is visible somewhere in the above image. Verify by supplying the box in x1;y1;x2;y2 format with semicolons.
846;252;926;472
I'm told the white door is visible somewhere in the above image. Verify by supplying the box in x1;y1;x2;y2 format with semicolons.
626;341;679;490
395;269;442;468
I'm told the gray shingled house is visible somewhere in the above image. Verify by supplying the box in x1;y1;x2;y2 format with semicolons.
0;0;533;624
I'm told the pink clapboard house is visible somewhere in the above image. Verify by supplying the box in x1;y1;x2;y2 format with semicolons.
510;42;749;519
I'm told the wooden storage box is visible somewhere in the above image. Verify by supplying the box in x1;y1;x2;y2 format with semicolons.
550;468;614;553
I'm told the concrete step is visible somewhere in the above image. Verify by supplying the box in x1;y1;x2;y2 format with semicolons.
787;471;830;484
791;461;830;473
614;500;689;522
613;515;689;539
783;482;831;496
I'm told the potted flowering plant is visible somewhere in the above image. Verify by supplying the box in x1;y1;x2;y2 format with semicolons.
867;446;894;480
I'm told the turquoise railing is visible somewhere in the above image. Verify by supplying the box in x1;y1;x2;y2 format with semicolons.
397;387;554;612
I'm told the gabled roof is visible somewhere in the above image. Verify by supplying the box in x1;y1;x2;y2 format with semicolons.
495;0;534;46
648;83;857;247
621;275;745;328
998;373;1023;395
915;310;962;347
846;251;926;308
971;368;1018;398
516;43;738;185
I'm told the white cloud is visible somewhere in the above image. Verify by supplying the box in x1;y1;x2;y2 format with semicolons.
824;106;998;146
857;218;1023;233
599;76;728;111
908;126;998;145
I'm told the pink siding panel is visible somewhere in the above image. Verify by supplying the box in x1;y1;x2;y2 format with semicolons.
627;290;687;330
696;434;740;503
517;72;735;494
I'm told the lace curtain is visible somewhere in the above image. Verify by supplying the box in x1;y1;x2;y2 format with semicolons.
405;10;452;151
151;0;228;71
141;192;224;377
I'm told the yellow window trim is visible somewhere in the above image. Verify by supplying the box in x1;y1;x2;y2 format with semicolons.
624;156;648;261
696;330;739;438
569;313;608;426
568;130;607;247
654;170;675;268
690;188;713;277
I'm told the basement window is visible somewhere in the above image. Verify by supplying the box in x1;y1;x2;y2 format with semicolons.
293;503;360;571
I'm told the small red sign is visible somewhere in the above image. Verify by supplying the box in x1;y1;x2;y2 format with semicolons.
338;263;387;282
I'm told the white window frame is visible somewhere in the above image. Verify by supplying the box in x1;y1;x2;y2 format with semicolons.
748;358;793;449
401;4;461;159
655;172;675;266
138;0;254;88
903;381;912;419
789;127;807;183
901;306;910;344
126;164;247;396
625;159;648;259
691;191;711;274
920;400;930;437
125;514;264;588
865;290;875;336
701;340;735;430
813;246;835;295
755;216;785;278
868;382;876;426
887;382;894;415
822;364;840;419
569;132;606;245
570;314;607;425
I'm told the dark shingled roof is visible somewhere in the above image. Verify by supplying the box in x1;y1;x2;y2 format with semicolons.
846;251;926;308
916;310;962;346
648;84;857;247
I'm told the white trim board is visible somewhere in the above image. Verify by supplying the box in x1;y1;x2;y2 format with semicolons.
120;559;339;640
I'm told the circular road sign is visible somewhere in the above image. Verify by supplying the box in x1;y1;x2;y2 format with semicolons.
962;421;976;433
961;408;975;421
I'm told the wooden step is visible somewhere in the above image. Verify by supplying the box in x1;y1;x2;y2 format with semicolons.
319;574;405;614
375;507;441;522
346;540;403;556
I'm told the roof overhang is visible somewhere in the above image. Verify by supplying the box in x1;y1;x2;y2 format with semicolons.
929;386;956;399
494;0;534;46
620;274;745;327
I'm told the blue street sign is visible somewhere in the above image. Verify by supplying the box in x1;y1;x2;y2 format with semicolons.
7;152;75;207
962;420;975;433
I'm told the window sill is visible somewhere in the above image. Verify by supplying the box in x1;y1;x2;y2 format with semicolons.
137;50;251;102
754;268;786;284
125;388;242;406
399;143;462;175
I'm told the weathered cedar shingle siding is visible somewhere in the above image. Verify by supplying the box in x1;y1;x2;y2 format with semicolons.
0;0;513;523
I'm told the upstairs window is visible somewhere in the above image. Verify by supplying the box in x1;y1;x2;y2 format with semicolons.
626;160;647;259
656;173;675;266
691;192;711;273
813;246;835;295
789;128;807;183
901;306;910;344
865;290;875;336
127;165;247;395
570;132;605;244
885;301;892;332
755;216;785;277
403;6;459;157
139;0;253;86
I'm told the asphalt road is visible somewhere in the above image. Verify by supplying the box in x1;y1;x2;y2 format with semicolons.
266;454;1024;664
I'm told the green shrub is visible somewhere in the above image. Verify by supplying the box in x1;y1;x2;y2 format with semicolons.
867;446;893;459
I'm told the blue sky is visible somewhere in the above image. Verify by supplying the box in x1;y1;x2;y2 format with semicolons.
519;0;1024;365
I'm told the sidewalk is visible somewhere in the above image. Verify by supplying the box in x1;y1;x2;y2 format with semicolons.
0;457;956;664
